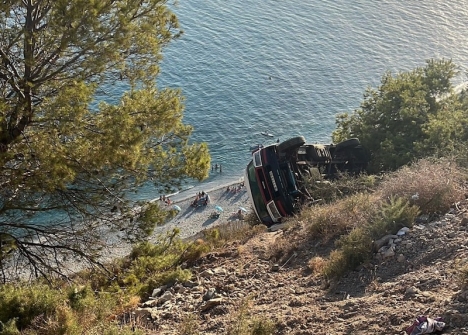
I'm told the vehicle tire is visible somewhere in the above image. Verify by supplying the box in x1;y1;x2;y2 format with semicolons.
335;138;360;150
277;136;306;153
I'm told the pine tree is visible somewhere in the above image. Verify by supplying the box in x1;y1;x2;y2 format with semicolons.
0;0;210;281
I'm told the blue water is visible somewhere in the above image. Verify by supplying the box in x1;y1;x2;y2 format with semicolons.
121;1;468;201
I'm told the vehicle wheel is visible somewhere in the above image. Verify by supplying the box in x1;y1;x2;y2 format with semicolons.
335;138;360;150
277;136;306;153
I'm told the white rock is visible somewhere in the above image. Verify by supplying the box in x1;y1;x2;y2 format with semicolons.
382;246;395;258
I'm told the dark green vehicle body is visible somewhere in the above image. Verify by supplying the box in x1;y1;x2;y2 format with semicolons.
244;137;369;226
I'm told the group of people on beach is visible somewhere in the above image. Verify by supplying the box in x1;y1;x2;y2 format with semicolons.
159;195;172;206
191;191;210;208
226;182;244;194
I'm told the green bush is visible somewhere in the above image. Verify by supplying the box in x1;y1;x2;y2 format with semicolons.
67;285;98;313
370;195;420;238
323;227;373;278
250;318;276;335
0;319;20;335
322;250;348;279
0;284;63;331
333;59;460;173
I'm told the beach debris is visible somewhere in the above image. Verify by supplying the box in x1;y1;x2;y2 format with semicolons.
405;315;445;334
239;206;248;213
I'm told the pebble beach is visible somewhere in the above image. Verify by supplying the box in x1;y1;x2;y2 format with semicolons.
151;178;252;241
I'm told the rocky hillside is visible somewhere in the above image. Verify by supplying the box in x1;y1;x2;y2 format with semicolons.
131;200;468;335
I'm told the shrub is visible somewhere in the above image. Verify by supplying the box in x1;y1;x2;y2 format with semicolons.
326;227;373;277
226;298;276;335
250;318;276;335
304;173;377;204
322;250;348;279
370;195;420;238
67;285;98;313
307;256;327;274
0;319;20;335
215;221;266;244
179;314;200;335
379;158;466;214
321;195;419;278
120;230;195;296
181;239;211;264
306;192;378;241
333;59;459;172
200;221;267;249
227;299;251;335
0;284;63;331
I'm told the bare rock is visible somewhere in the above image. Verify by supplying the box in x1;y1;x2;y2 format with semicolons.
374;235;398;250
200;269;214;278
151;286;166;298
460;214;468;226
183;280;199;288
200;298;224;311
397;254;406;263
142;299;158;308
404;286;420;299
382;246;395;258
203;288;217;301
134;307;153;320
158;291;173;304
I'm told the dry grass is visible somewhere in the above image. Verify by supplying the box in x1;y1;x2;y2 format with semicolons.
304;173;378;203
179;313;200;335
378;158;466;213
226;298;276;335
202;220;267;249
296;157;465;279
307;256;327;274
305;192;378;242
456;259;468;290
265;233;296;262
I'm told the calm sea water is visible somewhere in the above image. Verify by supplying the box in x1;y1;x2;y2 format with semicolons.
118;1;468;201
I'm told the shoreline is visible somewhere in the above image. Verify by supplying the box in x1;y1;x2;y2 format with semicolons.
150;173;245;205
106;177;252;261
152;177;250;240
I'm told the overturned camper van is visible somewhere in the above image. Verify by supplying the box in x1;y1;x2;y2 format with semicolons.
244;136;369;226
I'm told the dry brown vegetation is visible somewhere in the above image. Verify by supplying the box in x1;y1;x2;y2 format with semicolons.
1;157;468;334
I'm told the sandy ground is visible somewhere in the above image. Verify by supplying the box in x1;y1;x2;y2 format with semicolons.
105;178;253;261
151;179;252;241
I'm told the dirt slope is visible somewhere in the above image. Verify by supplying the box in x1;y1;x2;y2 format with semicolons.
133;200;468;335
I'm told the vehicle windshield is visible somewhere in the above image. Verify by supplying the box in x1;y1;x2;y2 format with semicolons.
245;161;270;221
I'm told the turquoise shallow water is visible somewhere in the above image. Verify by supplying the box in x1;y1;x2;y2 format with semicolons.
107;1;468;201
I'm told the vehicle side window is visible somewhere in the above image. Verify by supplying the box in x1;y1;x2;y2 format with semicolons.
253;151;262;167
